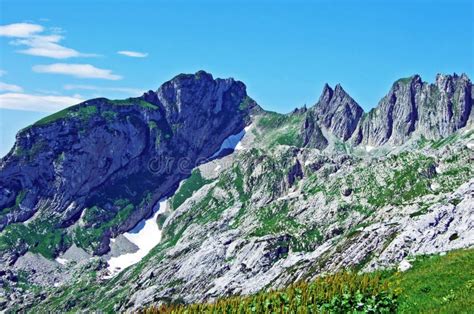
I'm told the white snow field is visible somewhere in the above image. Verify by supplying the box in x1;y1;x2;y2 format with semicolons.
55;257;68;265
210;126;249;158
105;199;167;277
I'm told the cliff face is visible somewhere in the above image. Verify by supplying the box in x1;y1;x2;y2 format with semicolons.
0;71;258;259
352;74;472;146
300;74;472;149
312;83;364;141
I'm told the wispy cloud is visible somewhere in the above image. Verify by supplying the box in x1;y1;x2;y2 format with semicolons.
0;70;6;77
64;84;142;95
0;23;43;37
0;82;23;92
0;22;97;59
117;50;148;58
35;88;61;95
0;93;83;112
33;63;122;80
12;34;90;59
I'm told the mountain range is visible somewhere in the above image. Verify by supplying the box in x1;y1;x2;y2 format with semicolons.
0;71;473;311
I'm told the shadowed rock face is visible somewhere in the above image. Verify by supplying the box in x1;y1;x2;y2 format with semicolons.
301;111;328;150
0;71;258;259
312;84;364;141
355;75;423;146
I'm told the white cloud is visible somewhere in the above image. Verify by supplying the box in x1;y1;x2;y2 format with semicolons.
33;63;122;80
0;69;6;77
0;23;43;37
117;50;148;58
12;35;84;59
0;23;96;59
0;82;23;92
0;93;83;112
64;84;141;95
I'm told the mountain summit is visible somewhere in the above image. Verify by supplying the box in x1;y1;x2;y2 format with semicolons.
0;71;258;258
354;73;472;146
312;83;364;141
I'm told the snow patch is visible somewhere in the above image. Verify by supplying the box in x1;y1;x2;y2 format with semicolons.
55;257;68;265
398;259;412;272
211;126;250;158
277;191;299;201
105;199;168;278
235;142;244;150
430;182;440;191
365;145;375;152
211;129;245;158
467;142;474;150
235;125;251;150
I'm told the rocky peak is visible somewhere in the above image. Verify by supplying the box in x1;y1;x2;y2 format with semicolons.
312;83;364;140
0;71;256;260
393;75;422;87
435;73;469;91
334;83;346;94
144;71;252;123
354;73;472;146
319;83;334;104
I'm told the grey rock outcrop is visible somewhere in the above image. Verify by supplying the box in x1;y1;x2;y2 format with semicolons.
353;74;472;146
312;84;364;141
367;179;474;270
301;111;328;149
301;74;472;147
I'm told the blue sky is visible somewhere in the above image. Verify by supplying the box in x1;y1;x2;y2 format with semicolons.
0;0;473;156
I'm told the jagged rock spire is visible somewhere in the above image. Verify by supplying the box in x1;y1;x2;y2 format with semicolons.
312;83;364;141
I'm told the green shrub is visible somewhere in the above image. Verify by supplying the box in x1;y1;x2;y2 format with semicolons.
0;219;69;259
143;271;397;313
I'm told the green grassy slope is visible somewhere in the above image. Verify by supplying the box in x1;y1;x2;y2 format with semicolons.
142;248;474;313
396;248;474;313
